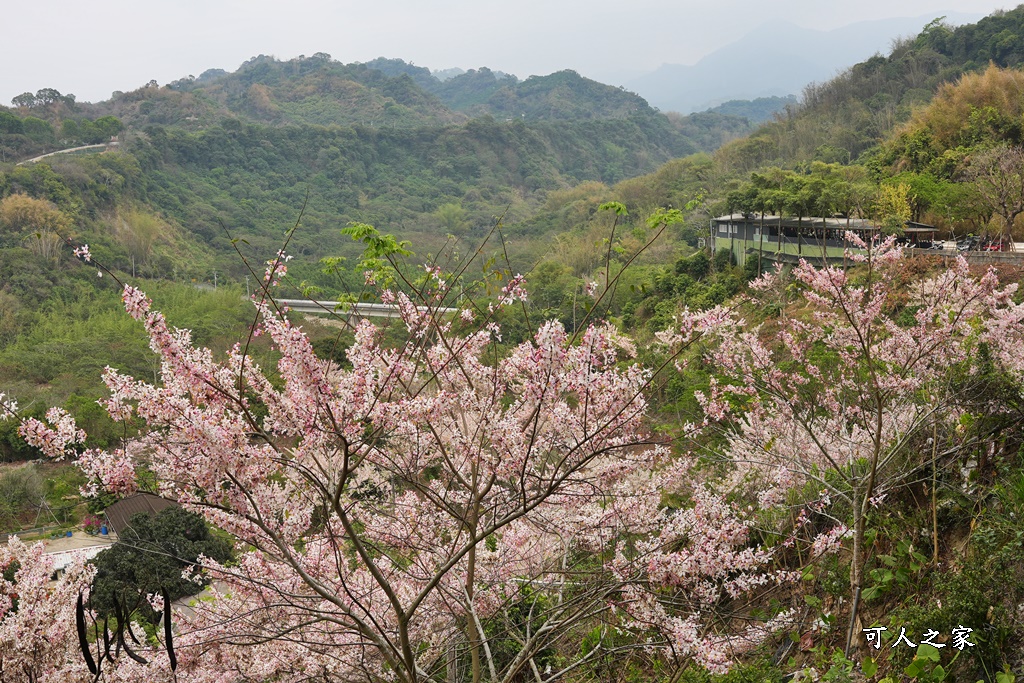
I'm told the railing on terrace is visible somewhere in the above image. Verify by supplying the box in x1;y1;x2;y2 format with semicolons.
276;299;458;318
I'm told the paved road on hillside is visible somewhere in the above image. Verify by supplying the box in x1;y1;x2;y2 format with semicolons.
16;143;111;165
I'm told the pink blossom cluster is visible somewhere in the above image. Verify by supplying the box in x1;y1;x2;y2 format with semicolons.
810;524;852;558
20;407;86;460
665;240;1024;629
263;250;293;287
1;538;94;682
10;268;838;680
1;536;176;682
0;391;17;418
612;480;800;674
13;279;697;681
498;273;527;305
698;242;1019;510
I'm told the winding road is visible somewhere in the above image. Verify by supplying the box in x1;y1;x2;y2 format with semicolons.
16;142;114;166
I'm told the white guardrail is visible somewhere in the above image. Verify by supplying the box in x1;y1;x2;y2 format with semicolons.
275;300;458;319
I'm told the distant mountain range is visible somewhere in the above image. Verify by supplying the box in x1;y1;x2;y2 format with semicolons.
11;9;1001;175
626;12;983;114
95;56;663;130
56;13;984;135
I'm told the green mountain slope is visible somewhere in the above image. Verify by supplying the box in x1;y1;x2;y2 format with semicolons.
713;6;1024;170
475;70;654;121
11;5;1024;428
86;55;664;130
428;67;518;111
703;95;798;125
124;54;461;129
145;108;697;260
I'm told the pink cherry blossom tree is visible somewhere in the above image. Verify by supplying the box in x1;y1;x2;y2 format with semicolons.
0;537;95;682
675;234;1024;652
16;222;801;682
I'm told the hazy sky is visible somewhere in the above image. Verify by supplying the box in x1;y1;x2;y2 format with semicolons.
0;0;1010;104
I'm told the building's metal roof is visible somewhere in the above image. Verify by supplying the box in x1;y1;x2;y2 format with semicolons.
713;215;942;233
713;214;877;230
103;492;179;536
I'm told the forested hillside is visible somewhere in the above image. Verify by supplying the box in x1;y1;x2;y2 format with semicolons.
702;95;798;124
6;7;1024;443
714;6;1024;170
72;54;703;131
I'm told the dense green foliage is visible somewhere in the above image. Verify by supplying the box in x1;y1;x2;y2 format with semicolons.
703;95;798;124
0;106;122;162
0;465;43;530
709;6;1024;170
0;464;86;530
90;507;233;623
81;52;733;148
425;67;519;112
128;112;694;266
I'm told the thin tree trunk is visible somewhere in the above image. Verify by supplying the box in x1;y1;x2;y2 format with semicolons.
845;503;866;656
467;519;480;683
932;422;939;565
448;641;459;683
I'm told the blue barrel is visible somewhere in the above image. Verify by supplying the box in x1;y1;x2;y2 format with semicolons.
100;525;108;535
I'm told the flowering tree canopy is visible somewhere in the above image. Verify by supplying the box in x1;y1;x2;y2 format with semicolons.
14;235;802;683
668;234;1024;650
0;538;95;682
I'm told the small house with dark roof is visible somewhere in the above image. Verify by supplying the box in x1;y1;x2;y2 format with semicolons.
103;492;179;537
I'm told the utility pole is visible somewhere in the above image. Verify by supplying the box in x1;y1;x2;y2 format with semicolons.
213;270;218;289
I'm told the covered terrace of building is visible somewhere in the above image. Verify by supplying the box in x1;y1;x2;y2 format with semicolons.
713;214;884;264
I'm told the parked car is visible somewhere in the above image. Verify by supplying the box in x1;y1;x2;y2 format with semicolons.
957;237;979;252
